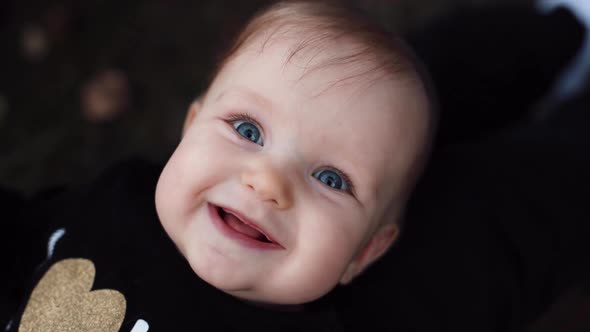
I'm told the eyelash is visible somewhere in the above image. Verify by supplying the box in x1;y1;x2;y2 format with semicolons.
226;112;261;128
226;112;264;143
224;112;356;197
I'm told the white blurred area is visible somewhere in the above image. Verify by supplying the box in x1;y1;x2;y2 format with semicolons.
538;0;590;105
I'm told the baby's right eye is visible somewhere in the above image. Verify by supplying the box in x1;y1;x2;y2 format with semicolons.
228;113;264;146
312;168;353;194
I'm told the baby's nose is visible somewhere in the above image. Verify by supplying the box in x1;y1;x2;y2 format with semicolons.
240;162;293;210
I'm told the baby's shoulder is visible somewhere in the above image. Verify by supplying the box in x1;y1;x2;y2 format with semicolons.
48;158;164;249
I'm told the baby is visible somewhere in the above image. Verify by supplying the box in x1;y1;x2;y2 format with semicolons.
155;0;435;305
4;1;435;330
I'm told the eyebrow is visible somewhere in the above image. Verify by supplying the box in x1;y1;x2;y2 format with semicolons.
214;87;275;113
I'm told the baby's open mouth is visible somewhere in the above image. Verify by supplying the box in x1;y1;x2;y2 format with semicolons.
216;206;275;244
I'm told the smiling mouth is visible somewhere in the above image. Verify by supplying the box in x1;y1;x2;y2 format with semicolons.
210;203;282;249
218;207;272;243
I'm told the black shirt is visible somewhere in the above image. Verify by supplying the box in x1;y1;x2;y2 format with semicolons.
3;160;342;332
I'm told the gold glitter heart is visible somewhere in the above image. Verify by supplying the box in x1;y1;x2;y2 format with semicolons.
18;258;126;332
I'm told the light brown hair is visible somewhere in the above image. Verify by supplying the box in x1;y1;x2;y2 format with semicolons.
208;0;437;124
213;1;421;87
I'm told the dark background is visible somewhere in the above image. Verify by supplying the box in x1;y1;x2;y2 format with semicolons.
0;0;532;195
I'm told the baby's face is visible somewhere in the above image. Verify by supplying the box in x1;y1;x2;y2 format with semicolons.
155;37;429;304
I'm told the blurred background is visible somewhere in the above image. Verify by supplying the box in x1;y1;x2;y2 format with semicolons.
0;0;551;195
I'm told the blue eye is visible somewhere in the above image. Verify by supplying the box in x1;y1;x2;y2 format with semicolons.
312;168;350;192
232;120;263;146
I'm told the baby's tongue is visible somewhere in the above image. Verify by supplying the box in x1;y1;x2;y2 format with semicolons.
224;212;265;240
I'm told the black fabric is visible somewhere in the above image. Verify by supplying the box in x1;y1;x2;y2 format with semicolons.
408;5;586;148
1;186;63;327
0;187;26;325
4;160;342;332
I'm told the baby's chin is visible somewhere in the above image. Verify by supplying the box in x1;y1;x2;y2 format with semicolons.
223;288;328;306
190;262;337;305
215;275;342;305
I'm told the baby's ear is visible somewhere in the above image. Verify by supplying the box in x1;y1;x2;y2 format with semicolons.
182;99;202;136
339;222;399;285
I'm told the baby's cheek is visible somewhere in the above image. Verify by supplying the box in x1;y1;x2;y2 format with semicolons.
176;132;235;188
156;138;220;219
297;212;359;276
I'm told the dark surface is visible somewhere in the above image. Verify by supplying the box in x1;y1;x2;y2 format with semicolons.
408;6;586;147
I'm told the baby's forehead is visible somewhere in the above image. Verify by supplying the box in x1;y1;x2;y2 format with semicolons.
240;28;390;83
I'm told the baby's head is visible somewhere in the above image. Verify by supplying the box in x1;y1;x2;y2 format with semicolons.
155;0;436;304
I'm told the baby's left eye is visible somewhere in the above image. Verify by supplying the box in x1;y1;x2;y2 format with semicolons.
312;168;351;193
228;114;264;146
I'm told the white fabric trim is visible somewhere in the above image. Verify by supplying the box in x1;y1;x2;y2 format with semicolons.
130;319;149;332
537;0;590;105
47;228;66;259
